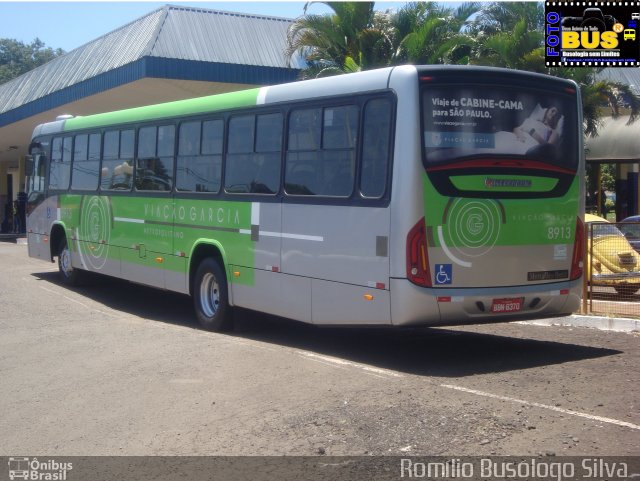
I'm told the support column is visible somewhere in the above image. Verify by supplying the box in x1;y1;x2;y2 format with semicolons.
596;164;602;216
0;162;7;227
18;155;25;193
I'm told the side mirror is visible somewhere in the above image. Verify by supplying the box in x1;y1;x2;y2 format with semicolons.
24;155;34;176
28;141;41;155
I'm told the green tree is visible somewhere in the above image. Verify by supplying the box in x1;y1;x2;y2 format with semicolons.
467;3;544;71
468;2;639;136
392;2;480;65
547;67;640;137
471;1;543;33
286;1;479;77
470;17;544;71
286;2;392;78
287;1;639;136
586;163;616;192
0;38;64;85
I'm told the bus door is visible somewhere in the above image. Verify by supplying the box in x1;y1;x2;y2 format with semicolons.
114;194;170;290
117;127;173;290
26;140;52;261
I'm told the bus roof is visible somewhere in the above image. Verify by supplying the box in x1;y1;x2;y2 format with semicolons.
32;65;398;138
55;87;260;135
32;64;576;139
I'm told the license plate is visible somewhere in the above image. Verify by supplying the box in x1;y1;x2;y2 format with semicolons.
491;297;524;313
619;255;636;266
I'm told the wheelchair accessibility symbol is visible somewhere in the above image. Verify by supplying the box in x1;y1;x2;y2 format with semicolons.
435;264;452;285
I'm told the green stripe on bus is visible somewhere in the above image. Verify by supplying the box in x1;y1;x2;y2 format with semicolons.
423;174;579;246
64;89;261;131
59;194;256;286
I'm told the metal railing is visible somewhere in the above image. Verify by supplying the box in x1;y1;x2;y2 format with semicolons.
582;221;640;318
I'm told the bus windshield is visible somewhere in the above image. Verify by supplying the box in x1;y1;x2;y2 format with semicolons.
422;85;578;170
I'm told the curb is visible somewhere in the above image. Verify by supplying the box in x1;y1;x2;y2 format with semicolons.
0;236;27;245
521;315;640;333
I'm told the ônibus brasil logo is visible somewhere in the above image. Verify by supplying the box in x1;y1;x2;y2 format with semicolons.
8;457;73;481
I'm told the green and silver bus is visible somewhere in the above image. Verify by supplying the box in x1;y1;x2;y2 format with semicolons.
26;65;584;330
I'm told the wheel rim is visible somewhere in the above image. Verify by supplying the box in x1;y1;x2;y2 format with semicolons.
60;246;73;278
199;272;220;318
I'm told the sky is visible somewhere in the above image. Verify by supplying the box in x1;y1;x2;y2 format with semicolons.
0;1;413;53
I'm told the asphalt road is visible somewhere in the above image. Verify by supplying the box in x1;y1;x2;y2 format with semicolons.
1;242;638;456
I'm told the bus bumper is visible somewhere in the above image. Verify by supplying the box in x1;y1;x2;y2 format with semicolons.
390;278;581;327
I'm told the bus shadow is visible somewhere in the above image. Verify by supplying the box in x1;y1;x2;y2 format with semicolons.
230;310;620;378
34;271;621;378
33;271;198;328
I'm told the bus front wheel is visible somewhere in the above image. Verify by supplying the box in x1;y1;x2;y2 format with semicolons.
193;258;233;331
57;236;85;286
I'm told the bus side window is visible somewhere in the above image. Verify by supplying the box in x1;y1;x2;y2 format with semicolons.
136;125;174;192
285;108;321;196
225;115;254;194
49;136;72;190
177;119;224;194
157;125;175;191
322;106;357;197
288;108;320;151
71;133;100;191
285;106;357;198
102;130;133;191
254;113;282;194
225;114;279;195
200;119;223;193
360;98;392;198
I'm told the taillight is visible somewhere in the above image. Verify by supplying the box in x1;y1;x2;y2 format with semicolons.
570;216;584;280
406;217;431;287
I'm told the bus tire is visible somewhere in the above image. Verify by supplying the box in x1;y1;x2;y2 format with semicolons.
57;236;85;286
193;258;233;331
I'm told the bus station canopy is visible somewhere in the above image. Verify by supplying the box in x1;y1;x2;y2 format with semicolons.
585;116;640;163
586;69;640;164
0;4;300;166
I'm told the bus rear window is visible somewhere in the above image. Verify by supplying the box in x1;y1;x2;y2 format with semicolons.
422;86;578;169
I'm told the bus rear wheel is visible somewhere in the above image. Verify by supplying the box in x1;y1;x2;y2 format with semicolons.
193;258;233;331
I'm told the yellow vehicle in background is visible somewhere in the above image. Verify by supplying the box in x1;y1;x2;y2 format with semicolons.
585;213;640;296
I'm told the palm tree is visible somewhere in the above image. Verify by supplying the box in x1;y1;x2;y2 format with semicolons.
287;0;639;135
469;2;639;135
469;17;544;71
550;67;640;137
392;2;480;65
285;2;392;78
471;1;543;33
467;3;544;71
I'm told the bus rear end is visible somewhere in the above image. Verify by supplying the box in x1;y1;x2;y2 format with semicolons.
395;66;583;326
